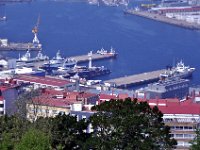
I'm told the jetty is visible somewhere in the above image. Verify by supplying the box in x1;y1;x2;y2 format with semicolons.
0;42;42;51
105;69;166;88
72;53;116;63
125;9;200;30
33;52;117;68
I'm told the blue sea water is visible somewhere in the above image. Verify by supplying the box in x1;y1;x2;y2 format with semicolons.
0;0;200;86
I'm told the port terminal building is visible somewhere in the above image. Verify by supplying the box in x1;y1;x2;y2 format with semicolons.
135;79;189;100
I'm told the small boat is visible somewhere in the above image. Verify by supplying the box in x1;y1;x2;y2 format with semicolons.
41;50;65;72
41;51;77;74
0;16;6;21
160;60;195;80
14;67;45;77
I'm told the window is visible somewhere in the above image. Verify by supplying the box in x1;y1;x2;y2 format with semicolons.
184;134;195;139
176;134;184;138
169;134;174;137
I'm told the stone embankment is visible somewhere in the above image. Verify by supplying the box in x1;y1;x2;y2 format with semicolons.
125;9;200;30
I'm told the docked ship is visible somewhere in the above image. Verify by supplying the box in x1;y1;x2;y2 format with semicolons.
41;50;77;73
160;60;195;80
14;67;45;76
0;66;45;78
62;51;111;79
65;65;111;79
17;50;49;63
97;47;118;57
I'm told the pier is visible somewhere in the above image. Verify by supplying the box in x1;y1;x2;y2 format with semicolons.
0;42;42;51
125;9;200;30
33;53;117;68
104;69;166;88
72;53;116;63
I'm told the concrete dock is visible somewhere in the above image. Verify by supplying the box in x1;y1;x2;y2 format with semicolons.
125;9;200;30
71;53;117;63
0;43;42;51
104;69;166;88
33;53;117;68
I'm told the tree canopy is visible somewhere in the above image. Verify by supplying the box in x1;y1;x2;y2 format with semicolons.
0;98;177;150
88;98;177;150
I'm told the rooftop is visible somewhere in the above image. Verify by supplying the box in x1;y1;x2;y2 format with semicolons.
14;75;72;87
29;88;99;108
139;98;200;115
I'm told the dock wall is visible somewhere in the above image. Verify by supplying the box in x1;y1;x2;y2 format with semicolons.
125;10;200;30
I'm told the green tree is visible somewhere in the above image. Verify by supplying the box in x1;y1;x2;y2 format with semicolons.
15;128;50;150
190;129;200;150
0;132;14;150
0;114;30;150
88;98;177;150
50;113;90;150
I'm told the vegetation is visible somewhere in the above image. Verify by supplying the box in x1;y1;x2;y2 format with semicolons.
190;129;200;150
0;98;177;150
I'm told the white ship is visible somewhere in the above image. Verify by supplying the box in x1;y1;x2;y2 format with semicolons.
160;60;195;80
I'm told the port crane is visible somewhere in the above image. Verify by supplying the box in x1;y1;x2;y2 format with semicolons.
32;14;40;46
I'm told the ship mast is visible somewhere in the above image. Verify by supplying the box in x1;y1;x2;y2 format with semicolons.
32;14;40;47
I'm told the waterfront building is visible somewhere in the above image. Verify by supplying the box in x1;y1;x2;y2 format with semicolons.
151;6;200;14
144;99;200;149
26;89;99;122
135;79;189;100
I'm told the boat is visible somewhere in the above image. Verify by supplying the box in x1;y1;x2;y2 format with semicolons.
41;51;77;74
15;67;45;76
63;58;77;68
0;16;6;21
97;47;118;57
64;52;111;79
17;50;49;63
41;50;65;72
66;66;111;79
49;50;64;65
160;60;195;80
88;0;99;5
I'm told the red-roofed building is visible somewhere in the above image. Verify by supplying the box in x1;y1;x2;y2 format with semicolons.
14;75;76;91
137;98;200;149
98;95;200;149
26;89;99;121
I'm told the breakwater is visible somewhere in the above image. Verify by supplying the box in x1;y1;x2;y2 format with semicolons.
125;9;200;30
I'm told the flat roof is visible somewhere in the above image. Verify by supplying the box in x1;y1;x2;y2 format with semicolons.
14;75;72;87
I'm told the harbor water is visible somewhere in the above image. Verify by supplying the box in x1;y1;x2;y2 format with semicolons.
0;0;200;86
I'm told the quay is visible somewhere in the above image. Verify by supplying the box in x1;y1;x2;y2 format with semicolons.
72;53;116;63
104;69;166;88
33;53;117;68
0;42;42;51
125;9;200;30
